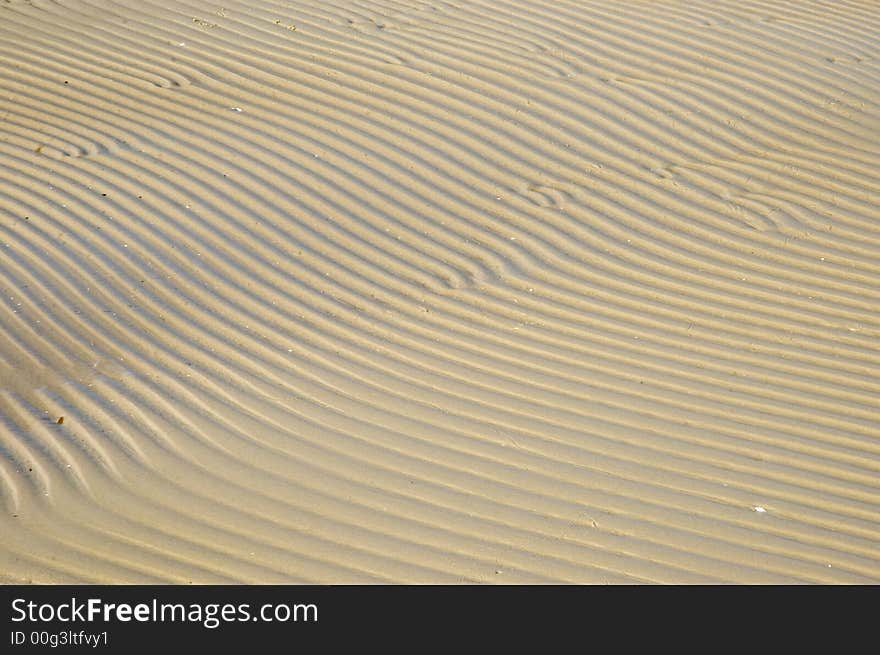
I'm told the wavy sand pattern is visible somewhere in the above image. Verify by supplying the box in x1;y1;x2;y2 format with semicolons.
1;0;879;583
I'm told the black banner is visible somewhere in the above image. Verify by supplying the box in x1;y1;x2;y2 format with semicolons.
0;585;873;650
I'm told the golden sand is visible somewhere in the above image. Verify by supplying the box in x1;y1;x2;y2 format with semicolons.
1;0;878;583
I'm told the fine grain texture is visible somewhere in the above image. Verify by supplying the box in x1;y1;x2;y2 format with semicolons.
0;0;878;583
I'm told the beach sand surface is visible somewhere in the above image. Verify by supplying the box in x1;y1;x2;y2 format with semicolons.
1;0;879;583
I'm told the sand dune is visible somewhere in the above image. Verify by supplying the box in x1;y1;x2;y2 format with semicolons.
1;0;878;583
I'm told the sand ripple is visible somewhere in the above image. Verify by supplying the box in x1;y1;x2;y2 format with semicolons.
1;0;879;582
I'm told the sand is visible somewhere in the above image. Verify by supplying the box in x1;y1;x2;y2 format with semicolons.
0;0;878;583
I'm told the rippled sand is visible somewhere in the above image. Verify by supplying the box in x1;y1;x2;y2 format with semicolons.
1;0;879;583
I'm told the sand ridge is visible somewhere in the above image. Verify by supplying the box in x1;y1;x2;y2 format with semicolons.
0;0;879;583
